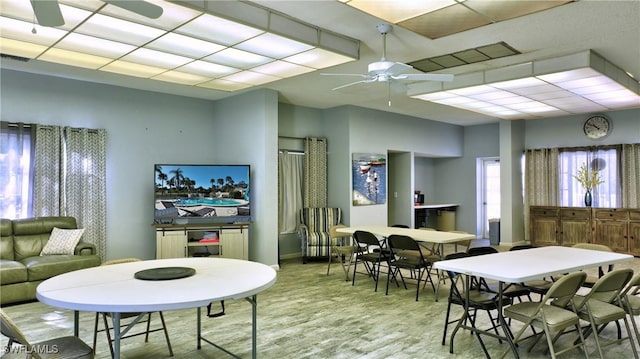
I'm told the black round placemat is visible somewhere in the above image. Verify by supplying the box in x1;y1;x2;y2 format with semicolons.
134;267;196;281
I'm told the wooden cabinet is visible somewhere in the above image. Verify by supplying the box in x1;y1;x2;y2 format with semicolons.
155;223;249;260
529;207;559;246
558;208;591;247
529;206;639;255
529;207;591;247
593;208;640;255
629;210;640;256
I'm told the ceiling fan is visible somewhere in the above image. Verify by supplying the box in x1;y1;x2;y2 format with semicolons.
322;23;453;106
30;0;163;27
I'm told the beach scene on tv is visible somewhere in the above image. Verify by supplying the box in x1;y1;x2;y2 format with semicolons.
154;165;250;222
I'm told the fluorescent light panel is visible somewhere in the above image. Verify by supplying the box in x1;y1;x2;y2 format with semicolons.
0;0;358;92
409;51;640;119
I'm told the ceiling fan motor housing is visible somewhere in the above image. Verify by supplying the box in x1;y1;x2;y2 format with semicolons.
368;61;395;75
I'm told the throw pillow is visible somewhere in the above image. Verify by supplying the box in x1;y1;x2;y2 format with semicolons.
40;227;85;256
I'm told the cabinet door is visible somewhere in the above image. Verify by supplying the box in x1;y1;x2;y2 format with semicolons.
220;228;248;260
628;211;640;256
593;219;628;253
156;231;187;259
529;207;558;246
559;208;591;247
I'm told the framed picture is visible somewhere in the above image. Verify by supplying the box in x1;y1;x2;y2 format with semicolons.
352;153;386;205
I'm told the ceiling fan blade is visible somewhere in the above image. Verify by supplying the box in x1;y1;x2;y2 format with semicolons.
30;0;64;27
386;62;413;76
103;0;164;19
332;79;375;91
320;73;370;79
393;73;455;82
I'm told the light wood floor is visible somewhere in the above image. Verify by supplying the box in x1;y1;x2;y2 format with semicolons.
2;243;638;359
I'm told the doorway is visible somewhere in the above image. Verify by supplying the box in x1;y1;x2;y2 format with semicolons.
479;157;500;239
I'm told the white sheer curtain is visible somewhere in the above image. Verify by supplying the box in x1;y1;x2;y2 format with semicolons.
0;122;34;219
622;143;640;208
559;147;619;208
278;151;304;234
33;125;107;260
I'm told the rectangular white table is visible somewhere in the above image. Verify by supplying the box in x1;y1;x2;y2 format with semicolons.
337;225;476;299
434;246;634;358
337;225;475;256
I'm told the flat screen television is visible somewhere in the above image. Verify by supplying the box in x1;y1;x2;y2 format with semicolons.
154;164;250;224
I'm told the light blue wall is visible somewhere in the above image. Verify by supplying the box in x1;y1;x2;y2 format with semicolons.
1;69;280;265
433;123;500;234
524;109;639;148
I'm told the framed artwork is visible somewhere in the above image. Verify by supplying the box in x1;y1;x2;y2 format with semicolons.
352;153;386;205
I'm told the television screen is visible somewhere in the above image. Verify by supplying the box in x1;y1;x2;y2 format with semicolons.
154;164;250;224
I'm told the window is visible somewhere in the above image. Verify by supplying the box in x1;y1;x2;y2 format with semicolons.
0;123;34;219
559;147;619;207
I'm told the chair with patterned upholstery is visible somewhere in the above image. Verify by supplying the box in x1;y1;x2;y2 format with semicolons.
299;207;342;263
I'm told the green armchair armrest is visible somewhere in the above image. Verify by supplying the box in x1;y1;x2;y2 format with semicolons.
74;242;97;256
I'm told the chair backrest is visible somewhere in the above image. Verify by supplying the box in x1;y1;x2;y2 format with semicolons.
387;234;421;257
509;244;537;251
300;208;342;233
329;224;350;246
572;243;613;252
468;246;498;256
353;230;380;247
546;271;587;308
442;252;471;281
102;258;141;266
622;272;640;297
0;309;31;350
329;224;347;239
584;268;634;304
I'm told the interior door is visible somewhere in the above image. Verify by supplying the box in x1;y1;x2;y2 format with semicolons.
481;158;500;239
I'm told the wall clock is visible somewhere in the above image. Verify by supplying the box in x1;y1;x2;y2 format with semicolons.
583;115;611;140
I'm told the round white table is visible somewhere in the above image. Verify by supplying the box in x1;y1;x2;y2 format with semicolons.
37;258;277;359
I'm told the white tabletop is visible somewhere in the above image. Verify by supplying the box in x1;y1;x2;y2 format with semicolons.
414;203;459;209
337;225;475;244
434;246;633;283
37;258;277;313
